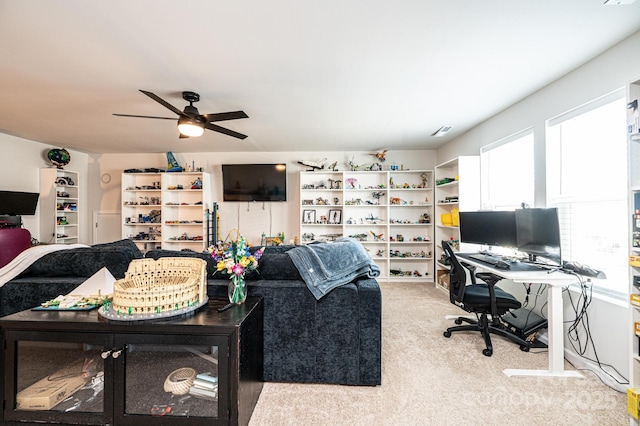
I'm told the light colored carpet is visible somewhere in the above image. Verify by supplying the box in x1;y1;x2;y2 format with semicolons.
248;281;627;426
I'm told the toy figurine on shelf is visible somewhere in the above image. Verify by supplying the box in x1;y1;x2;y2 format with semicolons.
166;151;183;172
298;158;327;171
191;177;202;189
420;173;429;188
346;158;363;171
370;150;387;162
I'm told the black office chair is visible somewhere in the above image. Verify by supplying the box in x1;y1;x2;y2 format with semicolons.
441;240;531;356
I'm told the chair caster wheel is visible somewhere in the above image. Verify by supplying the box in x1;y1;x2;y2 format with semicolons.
454;318;463;325
443;331;451;338
482;349;492;357
520;345;530;352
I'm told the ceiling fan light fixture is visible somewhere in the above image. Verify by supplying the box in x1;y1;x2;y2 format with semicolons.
177;117;205;137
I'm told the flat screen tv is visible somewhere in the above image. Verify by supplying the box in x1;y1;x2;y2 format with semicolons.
222;164;287;202
459;210;517;248
515;207;562;265
0;191;39;215
0;190;39;228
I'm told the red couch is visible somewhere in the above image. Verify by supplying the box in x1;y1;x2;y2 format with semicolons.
0;228;31;268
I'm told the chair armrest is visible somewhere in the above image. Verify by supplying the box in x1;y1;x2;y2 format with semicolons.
460;261;478;285
476;272;503;319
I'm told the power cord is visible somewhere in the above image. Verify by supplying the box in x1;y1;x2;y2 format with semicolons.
563;273;628;386
517;282;546;350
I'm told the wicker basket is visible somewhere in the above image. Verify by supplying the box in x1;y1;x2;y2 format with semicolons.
102;257;207;320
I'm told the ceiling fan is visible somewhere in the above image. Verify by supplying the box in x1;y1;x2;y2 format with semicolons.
113;90;248;139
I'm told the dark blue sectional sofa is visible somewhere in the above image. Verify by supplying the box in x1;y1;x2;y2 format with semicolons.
2;240;382;386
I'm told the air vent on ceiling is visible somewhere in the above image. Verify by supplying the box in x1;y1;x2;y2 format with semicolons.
603;0;636;5
431;126;452;137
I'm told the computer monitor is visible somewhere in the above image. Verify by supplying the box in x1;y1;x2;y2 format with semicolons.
515;207;562;265
458;210;518;248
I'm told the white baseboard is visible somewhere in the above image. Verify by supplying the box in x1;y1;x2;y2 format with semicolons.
536;332;627;393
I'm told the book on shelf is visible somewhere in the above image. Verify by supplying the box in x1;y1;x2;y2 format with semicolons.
193;378;218;391
189;386;217;401
195;373;218;383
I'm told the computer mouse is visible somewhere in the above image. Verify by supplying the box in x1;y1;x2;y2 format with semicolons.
494;260;510;270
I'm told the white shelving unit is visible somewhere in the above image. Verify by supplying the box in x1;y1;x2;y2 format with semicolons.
121;172;163;253
433;156;480;290
121;172;211;252
39;168;80;245
299;169;434;282
161;172;211;251
627;76;640;425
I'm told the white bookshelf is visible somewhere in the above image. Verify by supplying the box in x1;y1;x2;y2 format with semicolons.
299;169;434;282
39;168;80;245
121;172;211;252
433;156;480;290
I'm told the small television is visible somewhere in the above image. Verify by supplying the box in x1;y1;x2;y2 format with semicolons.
515;207;562;265
459;210;518;248
222;164;287;202
0;190;39;228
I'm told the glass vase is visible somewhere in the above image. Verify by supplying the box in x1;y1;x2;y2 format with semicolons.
228;275;247;305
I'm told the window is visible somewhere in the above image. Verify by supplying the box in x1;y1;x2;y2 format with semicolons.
546;90;627;296
480;129;535;210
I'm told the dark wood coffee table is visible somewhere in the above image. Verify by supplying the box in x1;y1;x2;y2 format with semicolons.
0;297;263;426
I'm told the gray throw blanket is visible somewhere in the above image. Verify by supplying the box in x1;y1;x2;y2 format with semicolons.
286;237;381;300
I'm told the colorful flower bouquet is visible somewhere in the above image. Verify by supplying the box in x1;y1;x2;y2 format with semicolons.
209;234;264;305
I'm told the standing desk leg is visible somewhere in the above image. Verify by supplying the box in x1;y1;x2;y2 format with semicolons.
504;283;583;378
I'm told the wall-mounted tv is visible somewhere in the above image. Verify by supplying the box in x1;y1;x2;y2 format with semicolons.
0;191;39;215
222;164;287;202
0;190;39;228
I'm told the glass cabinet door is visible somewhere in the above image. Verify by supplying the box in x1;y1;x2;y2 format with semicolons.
114;334;228;425
4;330;110;425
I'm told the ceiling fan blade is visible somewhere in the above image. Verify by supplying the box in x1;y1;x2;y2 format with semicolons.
201;111;249;123
205;122;248;139
113;113;177;120
139;90;186;117
179;133;190;139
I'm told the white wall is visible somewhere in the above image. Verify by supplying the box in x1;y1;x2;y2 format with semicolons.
1;140;435;246
0;134;90;243
93;151;436;246
436;30;640;385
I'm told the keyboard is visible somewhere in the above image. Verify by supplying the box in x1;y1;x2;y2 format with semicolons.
469;253;499;265
468;253;510;269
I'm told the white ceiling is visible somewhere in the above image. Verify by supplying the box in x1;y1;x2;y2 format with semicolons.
0;0;639;154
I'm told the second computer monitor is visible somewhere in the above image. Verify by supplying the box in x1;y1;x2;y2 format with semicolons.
458;210;518;249
515;207;562;265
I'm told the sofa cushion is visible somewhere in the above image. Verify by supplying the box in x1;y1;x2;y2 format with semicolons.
26;239;142;279
144;246;301;280
144;249;216;275
92;238;143;260
257;251;302;280
0;228;32;268
0;277;85;317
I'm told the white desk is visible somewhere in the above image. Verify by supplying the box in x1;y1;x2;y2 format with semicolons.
457;253;583;378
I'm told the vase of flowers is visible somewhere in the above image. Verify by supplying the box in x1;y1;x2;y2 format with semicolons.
209;233;264;306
